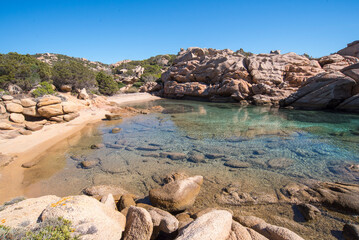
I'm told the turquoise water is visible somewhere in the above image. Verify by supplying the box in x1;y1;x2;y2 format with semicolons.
20;100;359;198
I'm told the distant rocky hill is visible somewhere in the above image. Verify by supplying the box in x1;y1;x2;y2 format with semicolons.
34;53;111;73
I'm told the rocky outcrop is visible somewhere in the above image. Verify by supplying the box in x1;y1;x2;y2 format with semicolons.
280;71;357;110
149;175;203;212
337;40;359;58
161;48;324;105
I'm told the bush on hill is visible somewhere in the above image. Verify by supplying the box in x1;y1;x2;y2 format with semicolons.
96;71;118;95
0;52;51;91
52;60;96;90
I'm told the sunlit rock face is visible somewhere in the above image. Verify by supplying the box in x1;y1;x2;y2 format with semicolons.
161;47;324;105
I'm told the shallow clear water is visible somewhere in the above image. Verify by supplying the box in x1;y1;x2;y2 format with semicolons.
19;99;359;198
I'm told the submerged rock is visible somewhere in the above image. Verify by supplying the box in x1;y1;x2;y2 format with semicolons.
224;160;251;168
83;185;129;199
267;158;294;169
149;175;203;212
296;203;321;221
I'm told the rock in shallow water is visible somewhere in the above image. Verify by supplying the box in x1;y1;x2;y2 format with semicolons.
149;175;203;212
224;160;251;168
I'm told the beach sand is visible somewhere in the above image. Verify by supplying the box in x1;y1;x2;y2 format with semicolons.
0;93;160;203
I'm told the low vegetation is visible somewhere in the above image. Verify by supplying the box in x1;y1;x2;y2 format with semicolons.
32;81;55;98
0;52;51;91
52;60;96;90
0;217;79;240
96;71;118;95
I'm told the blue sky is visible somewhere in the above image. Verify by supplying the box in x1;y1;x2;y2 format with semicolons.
0;0;358;64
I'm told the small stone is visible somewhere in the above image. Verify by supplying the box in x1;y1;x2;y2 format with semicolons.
78;88;89;100
160;152;187;160
100;193;117;210
25;122;43;131
49;115;64;122
137;146;160;151
80;160;98;169
60;85;72;92
105;114;122;120
82;185;129;199
119;194;136;211
224;160;251;168
9;113;24;123
205;153;225;159
297;203;321;221
18;129;32;135
90;143;105;149
111;127;121;133
267;158;294;169
21;159;40;168
149;207;179;235
187;153;206;163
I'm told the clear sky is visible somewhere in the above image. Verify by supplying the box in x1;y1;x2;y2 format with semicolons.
0;0;358;64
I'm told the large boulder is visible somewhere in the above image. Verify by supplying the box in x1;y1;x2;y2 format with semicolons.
37;103;64;118
37;96;62;107
337;40;359;58
9;113;25;123
0;195;60;230
40;195;126;240
341;62;359;82
175;210;232;240
20;98;36;107
148;207;179;234
280;71;356;110
149;175;203;212
78;88;89;100
123;206;153;240
318;54;358;71
5;102;23;113
252;222;304;240
336;94;359;112
22;106;41;117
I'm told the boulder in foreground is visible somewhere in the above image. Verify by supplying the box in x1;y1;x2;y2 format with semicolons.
149;175;203;212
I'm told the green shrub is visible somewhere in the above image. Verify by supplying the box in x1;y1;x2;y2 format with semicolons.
125;86;139;93
132;81;144;88
0;52;51;91
32;82;55;98
96;71;118;96
52;60;96;90
0;217;79;240
236;48;253;57
118;82;126;89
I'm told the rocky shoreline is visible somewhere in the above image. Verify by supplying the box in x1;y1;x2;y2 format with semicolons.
143;41;359;113
1;172;359;239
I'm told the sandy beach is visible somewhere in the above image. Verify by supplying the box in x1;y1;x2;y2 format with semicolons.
0;93;160;202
